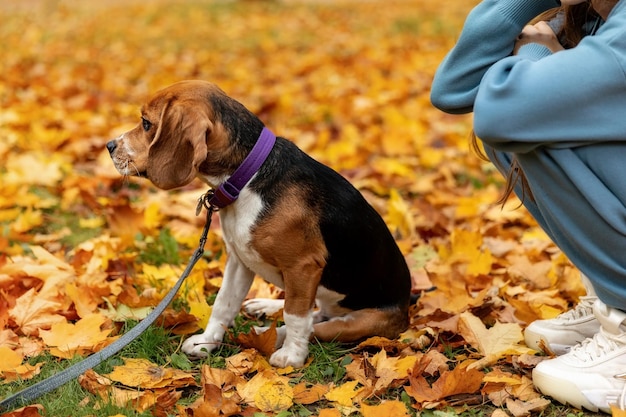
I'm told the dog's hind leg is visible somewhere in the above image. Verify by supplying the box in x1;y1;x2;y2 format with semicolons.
268;260;322;368
313;308;409;343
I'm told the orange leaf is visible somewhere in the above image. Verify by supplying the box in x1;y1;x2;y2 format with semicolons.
292;382;330;405
318;409;342;417
233;321;278;357
361;400;410;417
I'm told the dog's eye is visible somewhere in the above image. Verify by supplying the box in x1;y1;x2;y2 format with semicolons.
141;117;152;132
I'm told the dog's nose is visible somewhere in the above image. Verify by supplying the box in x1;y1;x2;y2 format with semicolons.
106;140;117;154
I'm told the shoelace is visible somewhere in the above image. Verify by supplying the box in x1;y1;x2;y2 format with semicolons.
570;326;624;362
557;295;597;322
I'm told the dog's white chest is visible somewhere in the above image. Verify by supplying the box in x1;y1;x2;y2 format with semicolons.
218;190;284;288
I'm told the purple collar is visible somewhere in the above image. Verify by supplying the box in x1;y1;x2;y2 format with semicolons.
209;127;276;209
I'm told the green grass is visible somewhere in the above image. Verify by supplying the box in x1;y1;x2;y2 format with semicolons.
299;340;353;385
1;318;364;416
136;228;181;266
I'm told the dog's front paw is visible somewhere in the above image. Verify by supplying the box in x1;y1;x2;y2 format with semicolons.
269;344;309;368
182;334;221;359
243;298;285;317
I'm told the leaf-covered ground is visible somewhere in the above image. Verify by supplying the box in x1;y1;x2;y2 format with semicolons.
0;1;596;416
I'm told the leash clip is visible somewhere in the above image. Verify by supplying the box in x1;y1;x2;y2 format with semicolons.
196;189;218;216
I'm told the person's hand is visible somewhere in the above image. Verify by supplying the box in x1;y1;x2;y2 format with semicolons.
513;21;565;54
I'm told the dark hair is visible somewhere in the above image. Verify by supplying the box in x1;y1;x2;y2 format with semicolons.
533;3;598;48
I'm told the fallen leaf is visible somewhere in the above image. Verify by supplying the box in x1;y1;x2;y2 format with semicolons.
361;400;410;417
324;380;362;408
233;321;278;357
457;312;534;369
254;378;294;412
192;384;241;417
505;397;551;417
39;313;117;359
292;382;330;405
405;357;484;407
106;358;196;389
9;288;65;336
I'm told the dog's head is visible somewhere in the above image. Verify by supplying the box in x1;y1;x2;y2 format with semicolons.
107;80;233;190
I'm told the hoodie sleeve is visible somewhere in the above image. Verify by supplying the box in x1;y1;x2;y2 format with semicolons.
430;0;560;114
431;0;626;153
473;7;626;152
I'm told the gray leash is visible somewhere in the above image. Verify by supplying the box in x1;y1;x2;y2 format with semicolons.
0;191;216;413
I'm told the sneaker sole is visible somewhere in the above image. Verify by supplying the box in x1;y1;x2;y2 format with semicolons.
524;327;565;355
532;368;604;413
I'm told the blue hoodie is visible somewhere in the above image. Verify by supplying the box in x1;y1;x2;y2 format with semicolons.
430;0;626;310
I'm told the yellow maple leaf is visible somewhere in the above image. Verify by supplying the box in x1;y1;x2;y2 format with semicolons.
226;348;271;376
65;282;99;318
236;369;289;407
106;358;196;389
39;313;116;359
458;312;534;369
0;345;45;383
0;346;23;372
188;297;212;330
439;228;492;276
369;349;416;392
0;362;45;383
324;380;362;408
254;379;294;412
9;288;66;336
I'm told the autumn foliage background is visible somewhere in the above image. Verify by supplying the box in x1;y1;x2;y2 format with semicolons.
0;0;588;416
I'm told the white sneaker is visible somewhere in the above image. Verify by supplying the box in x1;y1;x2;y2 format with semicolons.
524;295;599;355
532;300;626;414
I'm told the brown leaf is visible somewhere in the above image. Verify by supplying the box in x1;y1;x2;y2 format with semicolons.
505;397;551;417
405;357;484;407
192;384;241;417
292;382;330;405
0;404;45;417
233;321;278;357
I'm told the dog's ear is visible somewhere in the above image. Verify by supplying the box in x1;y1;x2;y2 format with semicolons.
146;100;210;190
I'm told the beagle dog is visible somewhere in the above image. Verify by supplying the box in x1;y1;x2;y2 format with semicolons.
107;80;411;368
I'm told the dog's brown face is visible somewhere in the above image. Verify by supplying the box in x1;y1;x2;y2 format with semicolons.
107;81;229;190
